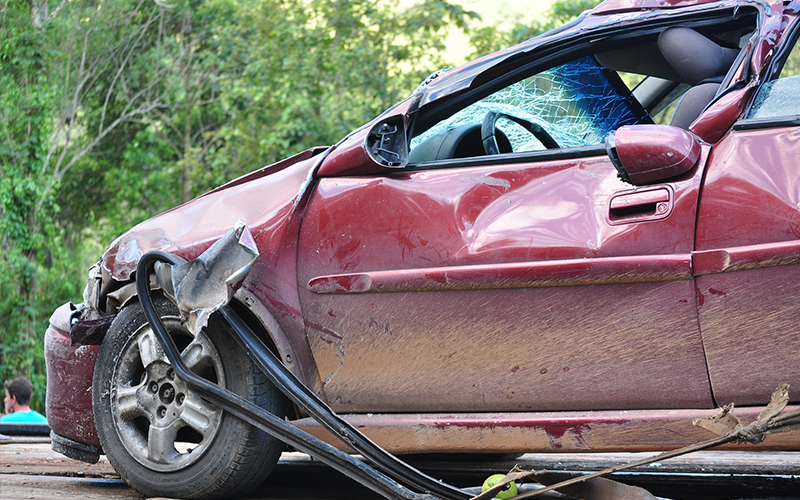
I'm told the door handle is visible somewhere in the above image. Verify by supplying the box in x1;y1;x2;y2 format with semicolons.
608;187;673;224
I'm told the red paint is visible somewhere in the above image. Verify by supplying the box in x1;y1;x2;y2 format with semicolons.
293;407;800;453
45;0;800;456
298;133;710;412
542;422;591;449
613;125;701;184
691;87;752;143
316;128;377;177
696;93;800;404
308;254;692;294
45;304;101;447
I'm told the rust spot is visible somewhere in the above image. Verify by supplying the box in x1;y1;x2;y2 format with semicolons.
562;366;569;372
511;365;520;373
540;368;548;375
327;310;337;318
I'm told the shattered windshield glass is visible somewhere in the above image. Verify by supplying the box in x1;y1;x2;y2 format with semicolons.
747;76;800;119
748;37;800;119
411;56;651;154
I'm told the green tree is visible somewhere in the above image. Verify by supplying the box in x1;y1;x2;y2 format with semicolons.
0;0;79;410
0;0;197;410
56;0;232;242
208;0;478;175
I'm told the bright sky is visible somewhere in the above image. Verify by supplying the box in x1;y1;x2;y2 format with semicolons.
462;0;552;29
444;0;554;64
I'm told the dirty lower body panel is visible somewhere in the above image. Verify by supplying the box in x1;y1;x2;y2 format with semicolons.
293;408;800;454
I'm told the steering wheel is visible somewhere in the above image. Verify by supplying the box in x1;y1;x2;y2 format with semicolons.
481;111;559;155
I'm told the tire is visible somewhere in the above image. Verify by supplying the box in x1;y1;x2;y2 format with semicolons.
93;296;287;499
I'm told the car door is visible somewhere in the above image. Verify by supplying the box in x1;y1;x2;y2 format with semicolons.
695;17;800;406
296;46;713;415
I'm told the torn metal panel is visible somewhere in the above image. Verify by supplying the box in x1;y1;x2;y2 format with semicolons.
155;222;259;336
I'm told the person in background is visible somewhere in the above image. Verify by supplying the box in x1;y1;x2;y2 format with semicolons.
2;376;47;423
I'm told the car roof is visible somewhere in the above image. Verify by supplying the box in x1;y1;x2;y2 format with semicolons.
414;0;773;109
593;0;746;14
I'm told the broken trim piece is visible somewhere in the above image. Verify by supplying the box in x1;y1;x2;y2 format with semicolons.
693;239;800;275
292;406;800;454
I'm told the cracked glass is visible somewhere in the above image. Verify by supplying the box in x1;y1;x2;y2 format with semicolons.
748;36;800;120
411;56;651;158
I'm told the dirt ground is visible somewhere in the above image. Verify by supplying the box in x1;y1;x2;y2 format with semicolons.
3;436;800;500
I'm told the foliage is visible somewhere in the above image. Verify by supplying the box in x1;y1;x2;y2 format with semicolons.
206;0;479;177
0;0;81;411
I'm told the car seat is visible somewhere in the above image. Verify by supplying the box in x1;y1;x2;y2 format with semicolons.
657;27;740;129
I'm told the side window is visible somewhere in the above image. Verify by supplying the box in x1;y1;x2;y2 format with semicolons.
747;34;800;119
408;56;651;163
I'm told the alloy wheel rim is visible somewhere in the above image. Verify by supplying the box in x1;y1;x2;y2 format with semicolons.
110;317;225;472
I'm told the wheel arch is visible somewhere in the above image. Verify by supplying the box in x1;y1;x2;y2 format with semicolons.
102;279;322;407
230;287;325;410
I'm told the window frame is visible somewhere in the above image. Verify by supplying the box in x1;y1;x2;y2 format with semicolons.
406;7;761;168
735;16;800;131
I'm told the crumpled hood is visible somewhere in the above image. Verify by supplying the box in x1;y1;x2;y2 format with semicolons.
102;148;324;281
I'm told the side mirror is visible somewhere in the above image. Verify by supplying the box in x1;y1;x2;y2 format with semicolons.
366;115;408;168
316;114;408;177
605;125;701;185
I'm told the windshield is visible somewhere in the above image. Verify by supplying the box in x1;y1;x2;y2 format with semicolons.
410;56;652;156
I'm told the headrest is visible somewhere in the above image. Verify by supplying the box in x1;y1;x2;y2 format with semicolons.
657;28;740;85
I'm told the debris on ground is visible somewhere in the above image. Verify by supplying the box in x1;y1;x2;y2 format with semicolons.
472;384;800;500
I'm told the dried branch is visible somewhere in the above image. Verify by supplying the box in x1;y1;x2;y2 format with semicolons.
98;5;159;135
38;1;170;211
473;384;800;500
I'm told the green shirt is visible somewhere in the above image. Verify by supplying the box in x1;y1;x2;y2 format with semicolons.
0;410;47;424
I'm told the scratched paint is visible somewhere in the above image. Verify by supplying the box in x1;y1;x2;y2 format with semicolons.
292;405;800;453
696;125;800;406
298;145;711;413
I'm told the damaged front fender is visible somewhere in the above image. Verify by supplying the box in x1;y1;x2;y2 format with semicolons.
48;148;328;452
72;147;324;330
155;222;259;336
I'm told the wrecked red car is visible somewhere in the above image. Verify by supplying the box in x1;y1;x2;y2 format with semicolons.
45;0;800;498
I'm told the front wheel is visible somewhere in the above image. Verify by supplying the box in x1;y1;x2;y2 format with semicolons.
93;296;287;499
